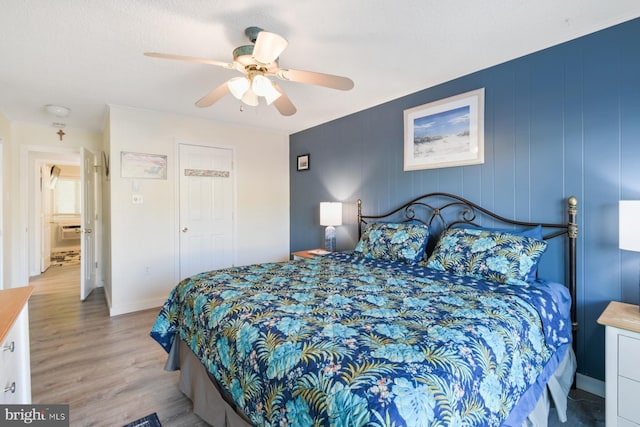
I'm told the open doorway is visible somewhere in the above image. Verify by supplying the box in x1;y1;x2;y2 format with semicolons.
43;163;82;271
27;147;101;301
30;153;80;277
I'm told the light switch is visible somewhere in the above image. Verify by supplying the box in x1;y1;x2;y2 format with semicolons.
132;194;143;204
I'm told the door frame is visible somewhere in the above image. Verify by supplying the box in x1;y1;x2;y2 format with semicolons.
31;155;80;276
20;145;102;295
174;140;237;284
80;147;97;300
39;162;53;273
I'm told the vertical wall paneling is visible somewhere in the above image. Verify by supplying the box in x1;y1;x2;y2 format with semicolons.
618;22;640;305
561;44;587;372
580;28;622;381
513;60;533;221
290;18;640;381
490;66;517;220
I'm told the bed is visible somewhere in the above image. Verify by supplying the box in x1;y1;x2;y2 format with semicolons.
151;192;578;427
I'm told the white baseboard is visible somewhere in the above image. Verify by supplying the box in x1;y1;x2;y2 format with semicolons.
109;297;164;317
576;373;605;398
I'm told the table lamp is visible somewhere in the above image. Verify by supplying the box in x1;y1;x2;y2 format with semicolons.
320;202;342;252
619;200;640;311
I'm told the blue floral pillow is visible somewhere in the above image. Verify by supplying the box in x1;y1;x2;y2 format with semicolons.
424;228;547;284
355;222;429;264
458;224;543;281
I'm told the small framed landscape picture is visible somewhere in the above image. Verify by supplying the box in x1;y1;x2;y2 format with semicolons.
297;154;310;171
404;88;484;171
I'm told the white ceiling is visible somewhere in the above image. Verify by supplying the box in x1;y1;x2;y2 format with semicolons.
1;1;639;135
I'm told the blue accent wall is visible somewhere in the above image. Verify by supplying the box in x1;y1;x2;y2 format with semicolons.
290;18;640;381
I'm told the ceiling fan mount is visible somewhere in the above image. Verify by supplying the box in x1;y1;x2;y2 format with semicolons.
145;26;354;116
244;26;265;44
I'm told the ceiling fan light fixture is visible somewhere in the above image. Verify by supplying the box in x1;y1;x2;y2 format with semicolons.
241;89;259;106
145;26;353;116
228;77;250;99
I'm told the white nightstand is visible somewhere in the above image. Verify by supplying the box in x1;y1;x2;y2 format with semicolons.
291;248;329;260
597;301;640;426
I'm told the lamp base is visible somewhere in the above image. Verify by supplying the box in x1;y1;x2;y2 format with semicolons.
324;226;336;252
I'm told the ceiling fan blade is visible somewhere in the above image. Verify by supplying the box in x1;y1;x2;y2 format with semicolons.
144;52;235;70
276;68;354;91
272;84;296;116
195;82;230;107
252;31;288;65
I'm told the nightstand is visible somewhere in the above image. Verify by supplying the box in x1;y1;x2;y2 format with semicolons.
291;249;328;260
597;301;640;426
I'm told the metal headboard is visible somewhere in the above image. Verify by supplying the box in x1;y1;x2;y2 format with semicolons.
357;192;579;361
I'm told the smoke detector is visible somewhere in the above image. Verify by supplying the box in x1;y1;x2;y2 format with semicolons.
44;104;71;118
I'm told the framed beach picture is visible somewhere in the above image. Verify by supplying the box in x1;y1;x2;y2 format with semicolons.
403;88;484;171
121;151;168;179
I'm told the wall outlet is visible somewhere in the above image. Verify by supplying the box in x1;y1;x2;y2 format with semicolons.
132;194;143;204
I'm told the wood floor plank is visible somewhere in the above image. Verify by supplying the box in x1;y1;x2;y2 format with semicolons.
28;264;208;426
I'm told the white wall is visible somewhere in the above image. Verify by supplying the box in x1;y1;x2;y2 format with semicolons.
0;113;11;289
107;106;290;315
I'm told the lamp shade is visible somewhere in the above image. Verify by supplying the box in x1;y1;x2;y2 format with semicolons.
619;200;640;252
228;77;250;99
241;88;259;106
320;202;342;226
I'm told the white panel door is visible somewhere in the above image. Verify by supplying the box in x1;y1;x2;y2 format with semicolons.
80;147;96;301
179;144;234;280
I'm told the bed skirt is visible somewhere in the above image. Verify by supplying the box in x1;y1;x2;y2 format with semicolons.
166;338;576;427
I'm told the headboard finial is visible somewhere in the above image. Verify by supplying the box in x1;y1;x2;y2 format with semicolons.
568;196;578;239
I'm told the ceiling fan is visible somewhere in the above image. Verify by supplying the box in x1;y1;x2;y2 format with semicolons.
145;26;354;116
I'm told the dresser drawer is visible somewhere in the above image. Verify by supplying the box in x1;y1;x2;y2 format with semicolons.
1;324;20;374
619;376;640;424
0;298;31;405
0;333;23;404
619;334;640;382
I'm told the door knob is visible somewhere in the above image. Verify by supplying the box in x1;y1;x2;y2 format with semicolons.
181;227;189;233
84;229;93;234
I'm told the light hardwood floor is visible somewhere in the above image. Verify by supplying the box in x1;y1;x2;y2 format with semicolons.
28;264;208;426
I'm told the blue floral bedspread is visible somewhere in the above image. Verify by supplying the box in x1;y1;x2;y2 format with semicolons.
151;252;571;427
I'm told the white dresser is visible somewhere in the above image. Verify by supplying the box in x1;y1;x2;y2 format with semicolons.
0;286;33;404
598;301;640;426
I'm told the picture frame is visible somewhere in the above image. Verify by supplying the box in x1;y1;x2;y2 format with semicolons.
404;88;484;171
297;154;310;171
121;151;168;179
